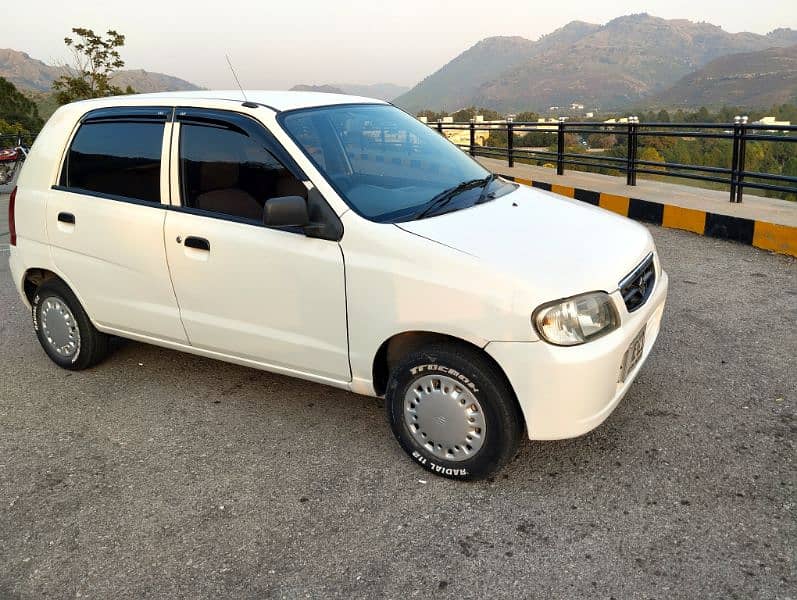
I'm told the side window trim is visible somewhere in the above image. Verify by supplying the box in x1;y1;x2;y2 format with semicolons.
174;107;307;182
80;106;173;124
50;185;170;208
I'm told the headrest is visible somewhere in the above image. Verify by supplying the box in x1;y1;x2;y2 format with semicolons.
200;161;239;191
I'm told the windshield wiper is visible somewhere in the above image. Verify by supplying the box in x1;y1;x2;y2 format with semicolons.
474;173;498;204
413;177;490;220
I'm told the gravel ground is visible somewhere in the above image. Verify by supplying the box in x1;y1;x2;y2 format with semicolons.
0;224;795;599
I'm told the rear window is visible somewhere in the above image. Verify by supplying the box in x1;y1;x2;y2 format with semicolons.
60;121;164;203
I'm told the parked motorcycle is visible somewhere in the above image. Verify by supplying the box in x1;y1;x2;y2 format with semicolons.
0;146;28;186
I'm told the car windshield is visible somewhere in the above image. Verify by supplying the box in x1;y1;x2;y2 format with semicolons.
280;104;510;222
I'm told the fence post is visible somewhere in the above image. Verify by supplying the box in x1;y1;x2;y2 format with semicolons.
632;116;638;186
469;119;476;157
556;117;565;175
730;116;741;202
437;119;443;135
507;118;514;168
735;116;748;203
626;116;638;186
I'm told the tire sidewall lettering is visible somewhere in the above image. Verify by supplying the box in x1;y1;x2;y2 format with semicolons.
409;363;480;393
32;293;41;332
411;451;468;477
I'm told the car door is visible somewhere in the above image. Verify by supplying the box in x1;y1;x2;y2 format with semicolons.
163;108;350;383
46;107;188;343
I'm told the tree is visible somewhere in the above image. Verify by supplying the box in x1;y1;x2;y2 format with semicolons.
52;28;134;105
638;146;665;172
514;111;540;123
587;133;617;149
416;109;446;122
0;77;43;133
450;106;503;122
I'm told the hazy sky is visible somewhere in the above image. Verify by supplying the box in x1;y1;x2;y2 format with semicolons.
3;0;795;89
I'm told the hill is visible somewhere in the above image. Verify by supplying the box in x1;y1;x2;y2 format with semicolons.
291;84;346;94
394;21;601;112
290;82;409;100
651;45;797;109
111;69;202;93
0;48;202;93
394;15;797;112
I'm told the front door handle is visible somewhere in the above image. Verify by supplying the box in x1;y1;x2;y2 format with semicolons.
58;212;75;224
184;236;210;251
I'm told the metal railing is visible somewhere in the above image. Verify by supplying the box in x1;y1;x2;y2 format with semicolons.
0;132;37;148
431;117;797;203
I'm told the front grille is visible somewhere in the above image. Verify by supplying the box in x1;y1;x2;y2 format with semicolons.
619;253;655;313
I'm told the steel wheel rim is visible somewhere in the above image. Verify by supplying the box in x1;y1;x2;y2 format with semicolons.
403;373;485;462
40;298;81;359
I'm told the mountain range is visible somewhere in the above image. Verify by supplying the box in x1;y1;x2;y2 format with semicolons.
290;82;409;101
3;14;796;114
394;14;797;112
0;48;201;93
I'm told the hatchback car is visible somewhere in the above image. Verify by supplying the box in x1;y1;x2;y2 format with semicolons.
8;91;667;479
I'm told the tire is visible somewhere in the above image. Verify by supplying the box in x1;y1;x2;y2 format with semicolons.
32;278;109;370
386;342;524;480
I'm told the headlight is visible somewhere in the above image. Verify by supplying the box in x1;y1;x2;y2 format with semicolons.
533;291;619;346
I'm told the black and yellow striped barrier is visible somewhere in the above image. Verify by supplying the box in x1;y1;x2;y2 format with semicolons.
501;175;797;258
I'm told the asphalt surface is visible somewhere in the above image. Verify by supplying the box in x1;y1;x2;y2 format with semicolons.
1;220;795;599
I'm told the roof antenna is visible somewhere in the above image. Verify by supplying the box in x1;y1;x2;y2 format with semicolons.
225;54;255;106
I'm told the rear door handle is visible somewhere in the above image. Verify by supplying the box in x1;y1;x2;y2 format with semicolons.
58;212;75;224
184;236;210;251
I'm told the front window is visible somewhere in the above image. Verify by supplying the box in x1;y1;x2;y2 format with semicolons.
280;104;512;222
179;121;306;222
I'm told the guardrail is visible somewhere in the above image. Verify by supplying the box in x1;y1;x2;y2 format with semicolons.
430;118;797;203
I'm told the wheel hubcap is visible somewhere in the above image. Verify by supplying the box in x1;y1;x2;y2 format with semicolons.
403;374;486;462
40;298;80;359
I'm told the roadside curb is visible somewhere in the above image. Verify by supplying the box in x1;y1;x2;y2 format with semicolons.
501;174;797;258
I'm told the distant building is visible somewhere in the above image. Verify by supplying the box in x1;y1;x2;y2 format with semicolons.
585;112;594;118
570;103;585;110
753;116;790;127
536;117;563;131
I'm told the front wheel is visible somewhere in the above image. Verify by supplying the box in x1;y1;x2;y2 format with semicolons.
386;343;524;480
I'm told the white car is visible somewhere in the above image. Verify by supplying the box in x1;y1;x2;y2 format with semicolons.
8;91;667;479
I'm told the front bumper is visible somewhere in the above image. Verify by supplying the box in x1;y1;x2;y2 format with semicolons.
486;269;668;440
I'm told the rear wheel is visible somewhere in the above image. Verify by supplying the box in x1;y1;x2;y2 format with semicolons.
32;279;109;370
386;343;524;480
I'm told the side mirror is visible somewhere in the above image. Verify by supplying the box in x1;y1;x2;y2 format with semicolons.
304;187;344;241
263;196;309;227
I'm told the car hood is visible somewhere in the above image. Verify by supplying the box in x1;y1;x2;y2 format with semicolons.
397;184;654;300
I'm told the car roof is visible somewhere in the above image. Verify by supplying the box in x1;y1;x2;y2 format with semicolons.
65;90;388;112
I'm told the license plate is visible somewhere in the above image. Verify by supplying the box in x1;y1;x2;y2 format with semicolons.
619;328;646;382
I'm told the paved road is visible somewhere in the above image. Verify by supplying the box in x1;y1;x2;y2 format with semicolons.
1;224;795;599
